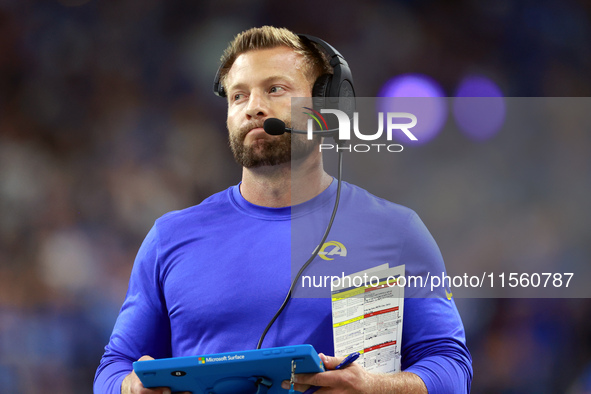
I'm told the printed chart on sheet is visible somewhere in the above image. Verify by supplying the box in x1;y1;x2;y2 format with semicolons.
331;264;405;374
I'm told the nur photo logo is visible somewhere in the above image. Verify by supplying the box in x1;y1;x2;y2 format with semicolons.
303;107;418;153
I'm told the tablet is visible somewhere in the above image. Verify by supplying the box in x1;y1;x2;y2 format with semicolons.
133;344;325;393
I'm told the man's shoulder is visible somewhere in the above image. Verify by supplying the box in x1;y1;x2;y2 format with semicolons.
342;181;416;220
154;186;236;228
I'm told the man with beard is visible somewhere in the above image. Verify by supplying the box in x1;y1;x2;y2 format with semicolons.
95;26;472;394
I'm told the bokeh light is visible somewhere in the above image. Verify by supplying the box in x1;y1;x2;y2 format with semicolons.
377;74;447;145
453;75;506;142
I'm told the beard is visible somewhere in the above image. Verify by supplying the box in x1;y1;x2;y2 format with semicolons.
229;119;319;168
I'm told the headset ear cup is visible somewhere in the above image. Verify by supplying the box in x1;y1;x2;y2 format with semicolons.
312;74;332;98
312;74;332;111
338;80;355;118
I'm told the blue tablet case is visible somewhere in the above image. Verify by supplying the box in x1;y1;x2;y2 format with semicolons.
133;344;325;393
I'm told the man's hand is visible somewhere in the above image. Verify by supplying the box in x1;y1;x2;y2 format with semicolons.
121;355;191;394
281;353;428;393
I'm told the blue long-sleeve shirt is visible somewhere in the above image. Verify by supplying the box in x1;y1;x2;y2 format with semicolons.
94;181;472;393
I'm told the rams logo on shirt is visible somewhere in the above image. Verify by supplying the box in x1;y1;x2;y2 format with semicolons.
318;241;347;261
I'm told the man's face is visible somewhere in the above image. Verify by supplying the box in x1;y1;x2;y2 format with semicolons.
224;46;317;168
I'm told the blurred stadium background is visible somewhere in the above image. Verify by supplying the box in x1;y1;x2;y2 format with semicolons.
0;1;590;392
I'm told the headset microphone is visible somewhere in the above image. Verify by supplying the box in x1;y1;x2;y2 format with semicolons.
262;118;288;135
263;118;340;136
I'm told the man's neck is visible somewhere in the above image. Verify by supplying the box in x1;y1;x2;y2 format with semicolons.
239;155;333;208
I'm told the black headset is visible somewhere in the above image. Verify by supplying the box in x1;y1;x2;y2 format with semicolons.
212;33;355;116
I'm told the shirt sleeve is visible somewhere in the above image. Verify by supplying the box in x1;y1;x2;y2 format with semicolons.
94;224;172;394
398;212;473;393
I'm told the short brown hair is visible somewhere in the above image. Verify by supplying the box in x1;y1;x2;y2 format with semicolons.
217;26;332;95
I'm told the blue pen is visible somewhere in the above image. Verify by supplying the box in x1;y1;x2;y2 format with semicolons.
302;352;361;394
334;352;360;369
